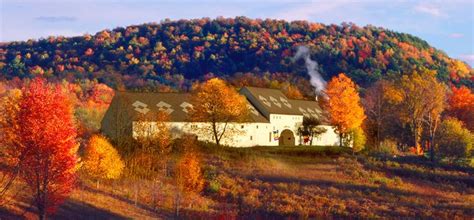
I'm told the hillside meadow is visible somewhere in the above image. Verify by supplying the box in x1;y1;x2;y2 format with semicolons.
2;144;473;219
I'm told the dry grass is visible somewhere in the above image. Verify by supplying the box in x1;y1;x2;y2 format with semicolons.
1;145;473;219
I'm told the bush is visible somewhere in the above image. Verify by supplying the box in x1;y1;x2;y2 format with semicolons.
83;135;124;182
374;139;399;156
351;127;366;153
207;180;221;194
436;118;473;163
175;136;205;194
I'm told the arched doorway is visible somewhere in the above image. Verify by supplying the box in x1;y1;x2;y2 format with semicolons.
279;129;295;146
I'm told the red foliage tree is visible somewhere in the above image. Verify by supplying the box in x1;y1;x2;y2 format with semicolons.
447;86;474;131
17;78;78;219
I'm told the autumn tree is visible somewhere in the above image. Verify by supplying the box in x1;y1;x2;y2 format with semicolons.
423;77;446;162
174;135;204;217
446;86;474;131
297;116;327;146
386;70;446;155
0;89;22;201
134;110;172;154
436;118;472;163
283;84;304;100
189;78;249;146
347;127;367;153
325;73;366;147
83;135;124;189
363;80;392;149
130;110;172;178
16;78;78;219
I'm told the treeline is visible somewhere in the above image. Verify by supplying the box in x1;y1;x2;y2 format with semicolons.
362;70;473;162
1;17;472;94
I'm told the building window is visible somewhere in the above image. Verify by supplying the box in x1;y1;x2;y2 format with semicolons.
269;132;271;142
241;125;244;129
256;125;259;129
250;136;253;140
191;124;198;129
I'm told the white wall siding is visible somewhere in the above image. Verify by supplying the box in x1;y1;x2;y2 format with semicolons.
132;117;340;147
133;121;272;147
299;125;340;146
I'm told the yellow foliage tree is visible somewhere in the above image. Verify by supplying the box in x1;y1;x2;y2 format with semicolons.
325;73;366;147
189;78;249;146
83;135;124;188
386;70;446;155
134;110;172;154
0;89;22;200
131;111;172;178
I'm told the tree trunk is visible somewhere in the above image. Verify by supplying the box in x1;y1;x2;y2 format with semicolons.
429;136;434;162
376;120;381;149
413;122;421;155
38;203;46;220
310;133;314;146
134;182;138;206
175;191;181;217
339;133;343;147
212;122;220;146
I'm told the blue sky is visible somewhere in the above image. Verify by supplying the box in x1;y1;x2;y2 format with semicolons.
1;0;473;66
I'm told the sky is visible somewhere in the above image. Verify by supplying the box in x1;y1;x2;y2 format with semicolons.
1;0;473;66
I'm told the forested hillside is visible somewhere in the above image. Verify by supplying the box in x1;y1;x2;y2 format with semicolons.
0;17;472;94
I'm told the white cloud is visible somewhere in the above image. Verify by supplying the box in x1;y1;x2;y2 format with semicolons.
449;33;464;38
35;16;77;22
414;3;444;17
273;0;352;21
458;54;474;63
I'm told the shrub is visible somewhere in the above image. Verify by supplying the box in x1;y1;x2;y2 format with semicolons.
436;118;473;162
351;127;367;153
126;149;164;179
376;139;399;156
207;180;221;194
83;135;124;186
175;136;205;194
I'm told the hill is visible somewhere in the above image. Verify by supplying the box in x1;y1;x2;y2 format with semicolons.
2;145;473;218
0;17;472;95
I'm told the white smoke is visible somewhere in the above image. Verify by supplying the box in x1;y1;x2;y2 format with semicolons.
292;46;326;95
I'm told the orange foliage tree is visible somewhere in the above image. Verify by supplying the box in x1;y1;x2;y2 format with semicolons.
325;73;366;147
82;135;124;188
16;78;78;219
174;135;204;216
283;84;304;100
189;78;249;146
447;86;474;131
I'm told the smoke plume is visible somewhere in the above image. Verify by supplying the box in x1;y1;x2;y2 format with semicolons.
292;46;326;95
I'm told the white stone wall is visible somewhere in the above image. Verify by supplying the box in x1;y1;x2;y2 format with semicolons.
267;114;303;146
299;125;340;146
133;121;272;147
132;117;340;147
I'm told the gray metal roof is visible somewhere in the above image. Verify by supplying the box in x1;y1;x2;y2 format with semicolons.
288;99;329;124
115;91;268;123
239;87;302;115
240;86;329;123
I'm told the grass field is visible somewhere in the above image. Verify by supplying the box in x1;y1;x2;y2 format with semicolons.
2;145;473;219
